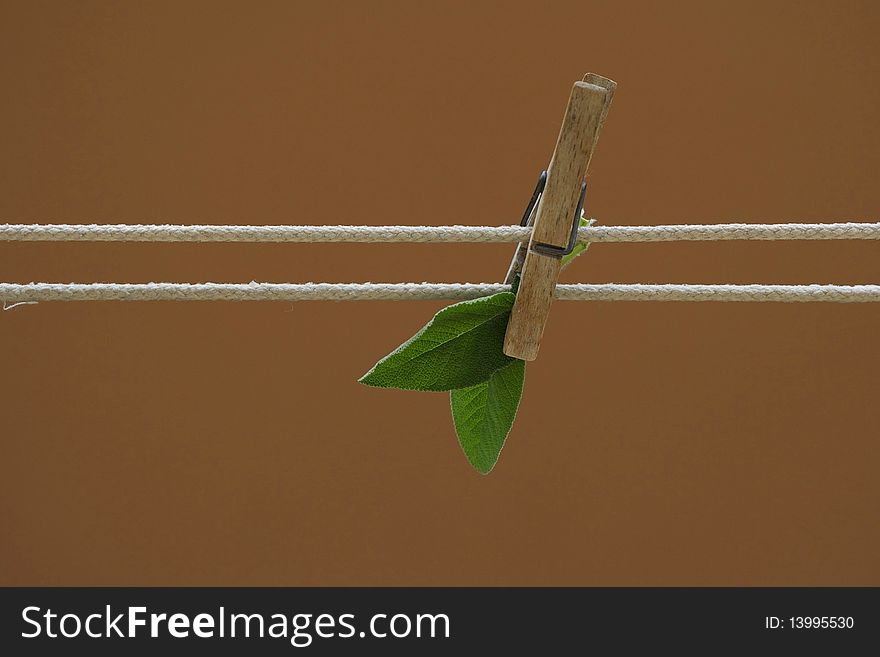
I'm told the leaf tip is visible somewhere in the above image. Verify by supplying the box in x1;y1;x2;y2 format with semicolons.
474;462;496;475
357;368;382;387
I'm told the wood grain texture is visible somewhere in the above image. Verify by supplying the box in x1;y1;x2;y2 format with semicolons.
504;75;615;361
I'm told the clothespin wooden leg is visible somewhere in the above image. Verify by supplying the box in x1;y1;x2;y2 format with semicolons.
503;73;616;361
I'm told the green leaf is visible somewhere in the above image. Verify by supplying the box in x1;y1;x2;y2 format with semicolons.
560;215;594;269
450;358;526;474
359;292;517;391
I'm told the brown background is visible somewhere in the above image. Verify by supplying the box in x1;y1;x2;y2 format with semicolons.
1;1;878;586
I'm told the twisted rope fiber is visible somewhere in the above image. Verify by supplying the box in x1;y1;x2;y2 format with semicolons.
2;283;879;303
1;222;879;243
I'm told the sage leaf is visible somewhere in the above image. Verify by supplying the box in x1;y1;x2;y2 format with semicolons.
359;292;517;391
450;358;526;474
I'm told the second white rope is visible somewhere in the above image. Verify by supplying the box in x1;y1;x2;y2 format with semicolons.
2;282;879;303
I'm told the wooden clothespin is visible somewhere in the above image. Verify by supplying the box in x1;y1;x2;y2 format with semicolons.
503;73;616;361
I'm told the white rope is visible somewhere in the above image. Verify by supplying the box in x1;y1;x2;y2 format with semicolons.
1;222;879;243
2;282;879;303
555;284;880;303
